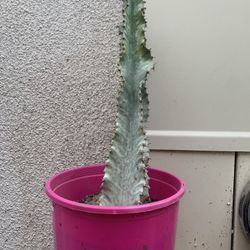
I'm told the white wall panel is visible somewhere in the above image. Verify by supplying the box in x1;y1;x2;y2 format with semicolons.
150;151;235;250
146;0;250;132
147;130;250;152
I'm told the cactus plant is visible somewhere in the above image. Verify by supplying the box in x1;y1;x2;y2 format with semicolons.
99;0;154;206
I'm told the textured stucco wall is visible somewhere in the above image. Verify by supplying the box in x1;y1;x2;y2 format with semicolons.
0;1;122;249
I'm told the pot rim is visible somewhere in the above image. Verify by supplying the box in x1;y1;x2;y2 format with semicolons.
45;164;185;215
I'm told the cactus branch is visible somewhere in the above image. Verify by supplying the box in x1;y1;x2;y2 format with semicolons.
100;0;154;206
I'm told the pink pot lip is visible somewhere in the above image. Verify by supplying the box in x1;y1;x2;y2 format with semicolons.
45;164;185;215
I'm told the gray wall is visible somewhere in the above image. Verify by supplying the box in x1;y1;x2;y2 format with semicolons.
0;1;121;249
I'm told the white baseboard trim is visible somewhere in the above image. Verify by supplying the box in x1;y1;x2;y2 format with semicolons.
147;130;250;152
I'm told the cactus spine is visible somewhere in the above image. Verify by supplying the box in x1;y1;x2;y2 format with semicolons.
100;0;154;206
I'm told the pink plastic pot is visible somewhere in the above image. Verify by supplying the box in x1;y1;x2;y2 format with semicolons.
45;164;185;250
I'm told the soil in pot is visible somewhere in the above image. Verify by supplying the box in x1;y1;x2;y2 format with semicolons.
79;193;153;205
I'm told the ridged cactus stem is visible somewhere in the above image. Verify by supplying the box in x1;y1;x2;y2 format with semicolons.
99;0;154;206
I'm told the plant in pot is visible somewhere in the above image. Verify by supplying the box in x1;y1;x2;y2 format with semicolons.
45;0;185;249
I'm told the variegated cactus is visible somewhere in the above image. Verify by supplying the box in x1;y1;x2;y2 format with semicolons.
99;0;154;206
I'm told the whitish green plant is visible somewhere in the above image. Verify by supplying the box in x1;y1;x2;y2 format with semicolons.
99;0;154;206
